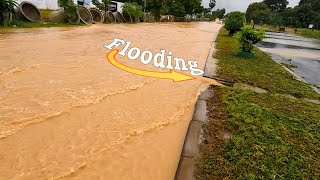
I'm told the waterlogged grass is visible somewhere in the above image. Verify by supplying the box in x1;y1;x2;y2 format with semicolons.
195;86;320;179
215;28;319;100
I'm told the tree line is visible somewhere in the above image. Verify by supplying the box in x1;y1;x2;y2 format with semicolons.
246;0;320;29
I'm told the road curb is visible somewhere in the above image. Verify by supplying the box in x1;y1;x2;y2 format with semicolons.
175;90;209;180
175;25;222;180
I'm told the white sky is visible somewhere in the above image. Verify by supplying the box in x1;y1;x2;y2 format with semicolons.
202;0;300;12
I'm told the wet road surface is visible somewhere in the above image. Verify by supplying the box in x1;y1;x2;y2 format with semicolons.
257;32;320;90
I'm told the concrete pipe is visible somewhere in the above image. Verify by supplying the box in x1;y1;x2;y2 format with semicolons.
144;13;156;23
78;6;93;25
104;11;115;23
122;11;132;22
48;10;80;24
89;8;104;24
16;1;42;22
3;13;13;26
113;11;126;23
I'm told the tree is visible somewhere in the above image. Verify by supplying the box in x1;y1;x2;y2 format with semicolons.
225;11;246;35
123;2;144;22
209;0;216;9
146;0;163;21
250;10;271;24
246;2;271;24
92;0;111;12
0;0;17;26
237;24;266;53
58;0;78;23
212;8;226;19
263;0;288;12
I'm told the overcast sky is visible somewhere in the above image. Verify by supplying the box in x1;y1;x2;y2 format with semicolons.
202;0;300;13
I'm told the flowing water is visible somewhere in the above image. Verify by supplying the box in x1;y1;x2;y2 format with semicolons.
0;22;222;180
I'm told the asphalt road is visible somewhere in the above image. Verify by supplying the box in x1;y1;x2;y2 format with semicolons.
257;32;320;91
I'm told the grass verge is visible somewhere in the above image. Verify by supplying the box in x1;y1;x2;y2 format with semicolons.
195;28;320;179
215;28;319;100
296;28;320;40
0;21;82;29
195;86;320;179
264;25;320;40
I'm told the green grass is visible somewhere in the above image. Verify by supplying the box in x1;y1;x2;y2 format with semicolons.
263;25;320;40
0;9;82;29
195;27;320;179
296;28;320;40
195;86;320;179
215;28;319;100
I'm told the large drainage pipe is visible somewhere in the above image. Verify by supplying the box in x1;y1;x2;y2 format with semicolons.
16;1;42;22
48;10;80;24
104;11;115;23
89;8;104;24
78;6;93;25
113;11;126;23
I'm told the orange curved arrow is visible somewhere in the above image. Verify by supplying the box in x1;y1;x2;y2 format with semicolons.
106;49;196;82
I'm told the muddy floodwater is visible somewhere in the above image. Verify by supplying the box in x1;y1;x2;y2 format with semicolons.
0;22;221;179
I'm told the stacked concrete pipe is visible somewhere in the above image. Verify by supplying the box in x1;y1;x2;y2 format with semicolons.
144;13;156;23
113;11;126;23
89;8;104;24
48;9;80;24
78;6;93;25
104;11;116;23
3;13;13;26
16;1;42;22
122;11;132;22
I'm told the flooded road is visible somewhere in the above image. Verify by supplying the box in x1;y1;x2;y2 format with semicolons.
0;22;222;179
257;32;320;91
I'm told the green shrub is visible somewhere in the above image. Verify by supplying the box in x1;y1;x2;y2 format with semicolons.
92;0;110;12
0;0;18;26
237;24;265;52
123;2;144;22
225;11;246;35
58;0;78;23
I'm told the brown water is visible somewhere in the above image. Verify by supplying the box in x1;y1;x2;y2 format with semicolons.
0;22;221;180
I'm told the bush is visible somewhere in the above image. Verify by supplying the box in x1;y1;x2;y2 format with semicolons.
58;0;78;23
225;11;246;35
237;24;265;52
123;2;144;22
0;0;18;26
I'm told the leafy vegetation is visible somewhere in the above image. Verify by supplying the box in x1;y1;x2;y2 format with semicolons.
246;2;271;24
216;28;319;99
0;0;18;26
237;24;266;52
123;2;144;22
58;0;78;23
224;11;246;35
92;0;110;12
246;0;320;29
